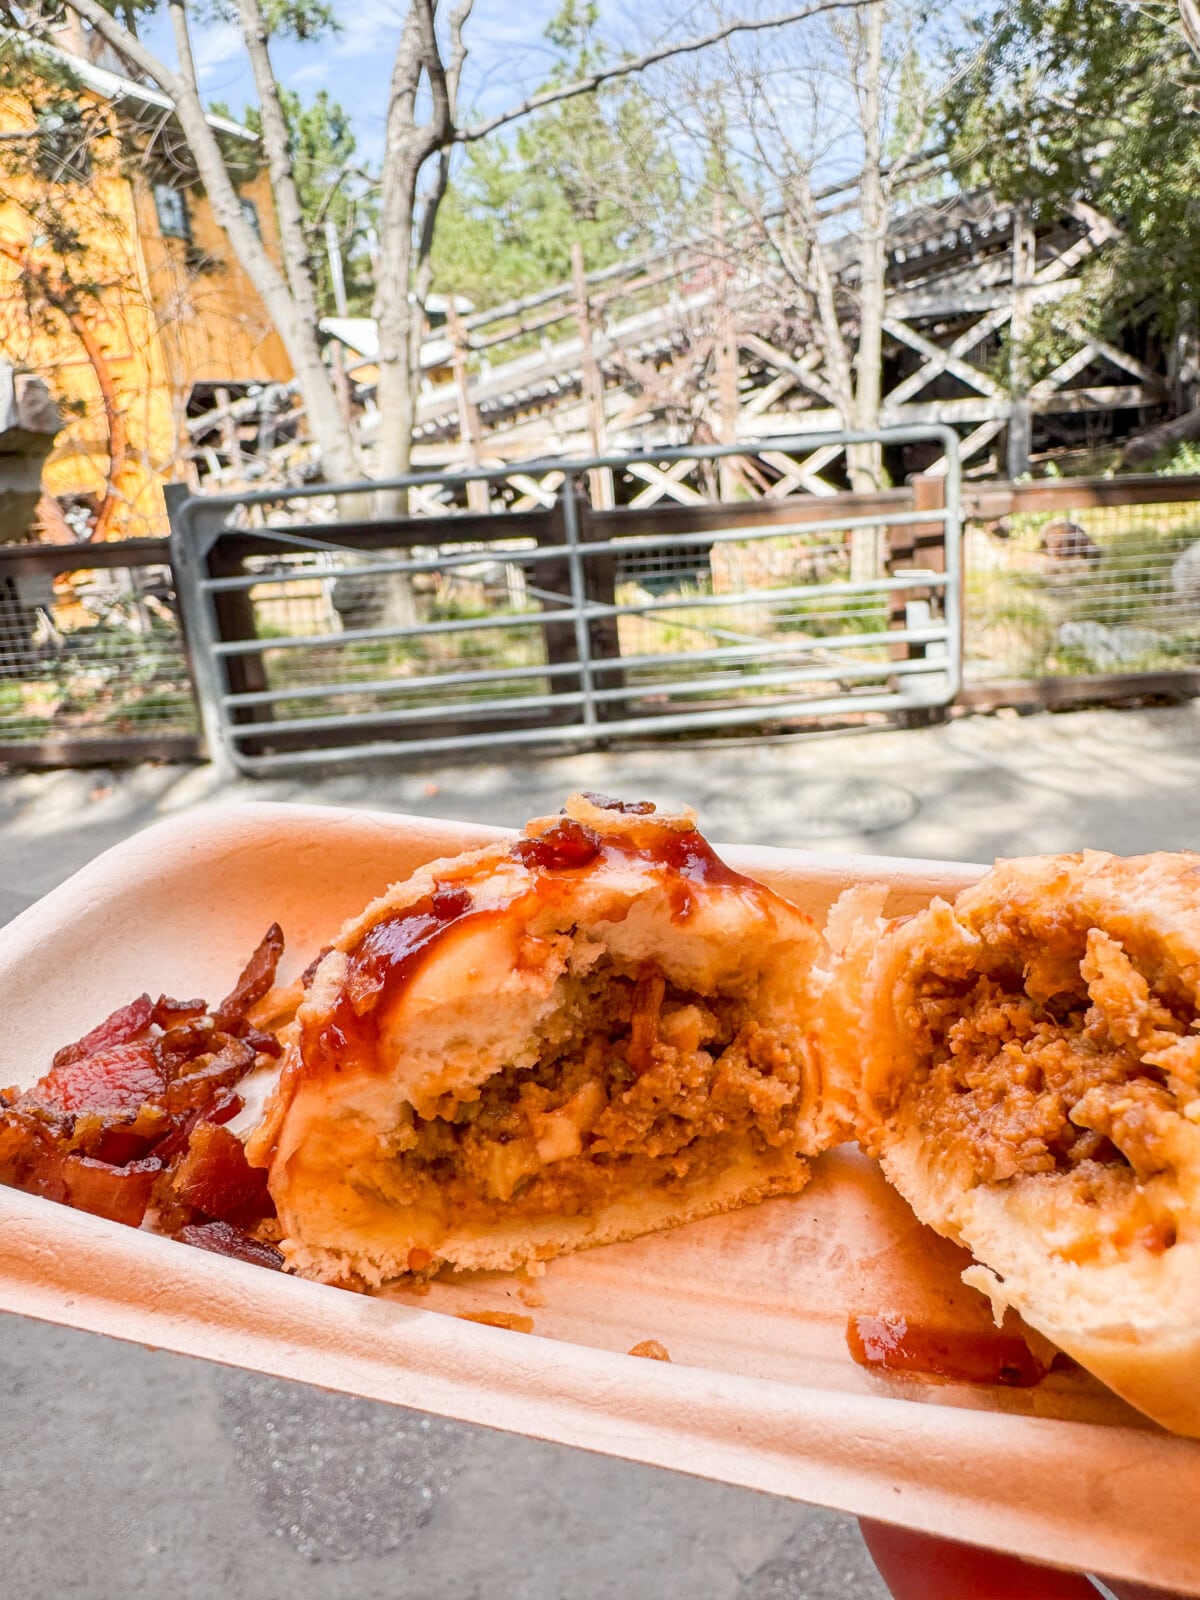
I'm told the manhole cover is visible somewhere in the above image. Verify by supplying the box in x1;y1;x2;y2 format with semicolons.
785;777;918;837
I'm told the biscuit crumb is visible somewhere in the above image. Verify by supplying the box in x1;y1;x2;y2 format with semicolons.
628;1339;671;1361
458;1310;535;1334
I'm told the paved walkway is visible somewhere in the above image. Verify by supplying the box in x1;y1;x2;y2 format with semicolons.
1;703;1196;1598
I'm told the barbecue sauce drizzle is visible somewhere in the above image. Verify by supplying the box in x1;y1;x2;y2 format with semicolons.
306;807;756;1080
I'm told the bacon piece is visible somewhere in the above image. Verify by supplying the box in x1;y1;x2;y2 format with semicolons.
300;946;332;989
151;995;208;1030
627;969;666;1077
240;1024;283;1059
155;1016;216;1070
90;1121;163;1167
3;927;288;1240
177;1219;284;1270
0;1116;160;1228
33;1041;165;1114
170;1122;273;1226
68;1102;172;1164
213;924;284;1033
50;994;153;1071
160;1039;257;1112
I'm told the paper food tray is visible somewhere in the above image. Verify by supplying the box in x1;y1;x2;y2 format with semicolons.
0;801;1196;1593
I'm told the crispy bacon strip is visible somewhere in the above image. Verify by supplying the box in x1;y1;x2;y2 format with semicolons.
213;924;284;1033
50;994;154;1071
177;1220;284;1270
0;1113;162;1227
171;1122;272;1227
34;1042;164;1114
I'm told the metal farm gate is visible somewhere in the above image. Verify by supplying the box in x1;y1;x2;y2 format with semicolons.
167;429;962;774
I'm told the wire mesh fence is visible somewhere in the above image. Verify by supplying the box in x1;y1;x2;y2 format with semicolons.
17;452;1200;771
0;549;199;761
963;495;1200;683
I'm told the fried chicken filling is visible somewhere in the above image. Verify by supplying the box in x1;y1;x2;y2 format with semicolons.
904;922;1200;1204
367;960;811;1225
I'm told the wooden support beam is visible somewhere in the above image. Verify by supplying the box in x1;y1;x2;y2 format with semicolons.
740;371;798;420
625;458;707;507
883;316;1004;403
446;300;489;513
740;333;836;406
926;418;1006;477
760;445;843;497
572;241;614;509
1029;341;1101;399
1059;322;1166;391
1007;201;1035;477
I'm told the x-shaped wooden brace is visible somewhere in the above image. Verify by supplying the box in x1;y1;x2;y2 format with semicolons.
759;445;844;497
624;457;707;507
503;470;565;512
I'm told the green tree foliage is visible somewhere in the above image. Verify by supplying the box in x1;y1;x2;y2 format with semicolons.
431;1;688;306
212;88;375;316
940;0;1200;351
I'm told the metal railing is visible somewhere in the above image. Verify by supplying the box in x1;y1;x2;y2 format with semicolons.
168;427;962;774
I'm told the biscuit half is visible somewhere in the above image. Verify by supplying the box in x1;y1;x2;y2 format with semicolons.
249;795;832;1288
824;851;1200;1436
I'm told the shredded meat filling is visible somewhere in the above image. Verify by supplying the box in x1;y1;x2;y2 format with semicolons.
910;925;1193;1185
373;963;809;1223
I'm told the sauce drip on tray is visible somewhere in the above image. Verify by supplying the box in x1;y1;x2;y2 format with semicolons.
846;1313;1051;1388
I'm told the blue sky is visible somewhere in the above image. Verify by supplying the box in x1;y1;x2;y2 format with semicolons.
139;0;632;165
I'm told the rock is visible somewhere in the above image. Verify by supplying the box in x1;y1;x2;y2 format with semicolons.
1057;620;1165;669
1041;519;1101;562
1172;540;1200;603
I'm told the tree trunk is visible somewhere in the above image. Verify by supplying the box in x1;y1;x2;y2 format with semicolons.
373;171;419;509
162;2;360;484
845;0;887;582
371;3;432;513
848;0;886;501
233;0;322;330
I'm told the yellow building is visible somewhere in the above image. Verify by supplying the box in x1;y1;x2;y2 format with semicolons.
0;38;293;539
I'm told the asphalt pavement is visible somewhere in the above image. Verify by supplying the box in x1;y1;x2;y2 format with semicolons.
3;702;1198;1599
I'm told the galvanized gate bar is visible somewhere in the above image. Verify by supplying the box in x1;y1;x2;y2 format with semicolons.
167;427;961;774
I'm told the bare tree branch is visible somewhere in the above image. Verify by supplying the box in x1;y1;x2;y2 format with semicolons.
57;0;362;481
1181;0;1200;59
457;0;873;143
232;0;321;327
411;3;476;389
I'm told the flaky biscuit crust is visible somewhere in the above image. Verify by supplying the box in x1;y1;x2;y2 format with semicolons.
829;849;1200;1436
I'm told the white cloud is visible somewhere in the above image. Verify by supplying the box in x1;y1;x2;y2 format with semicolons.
193;19;245;78
330;0;410;59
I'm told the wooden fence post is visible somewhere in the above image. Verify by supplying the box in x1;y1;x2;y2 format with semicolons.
888;472;945;663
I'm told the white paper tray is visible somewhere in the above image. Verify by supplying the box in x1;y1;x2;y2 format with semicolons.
0;802;1196;1592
